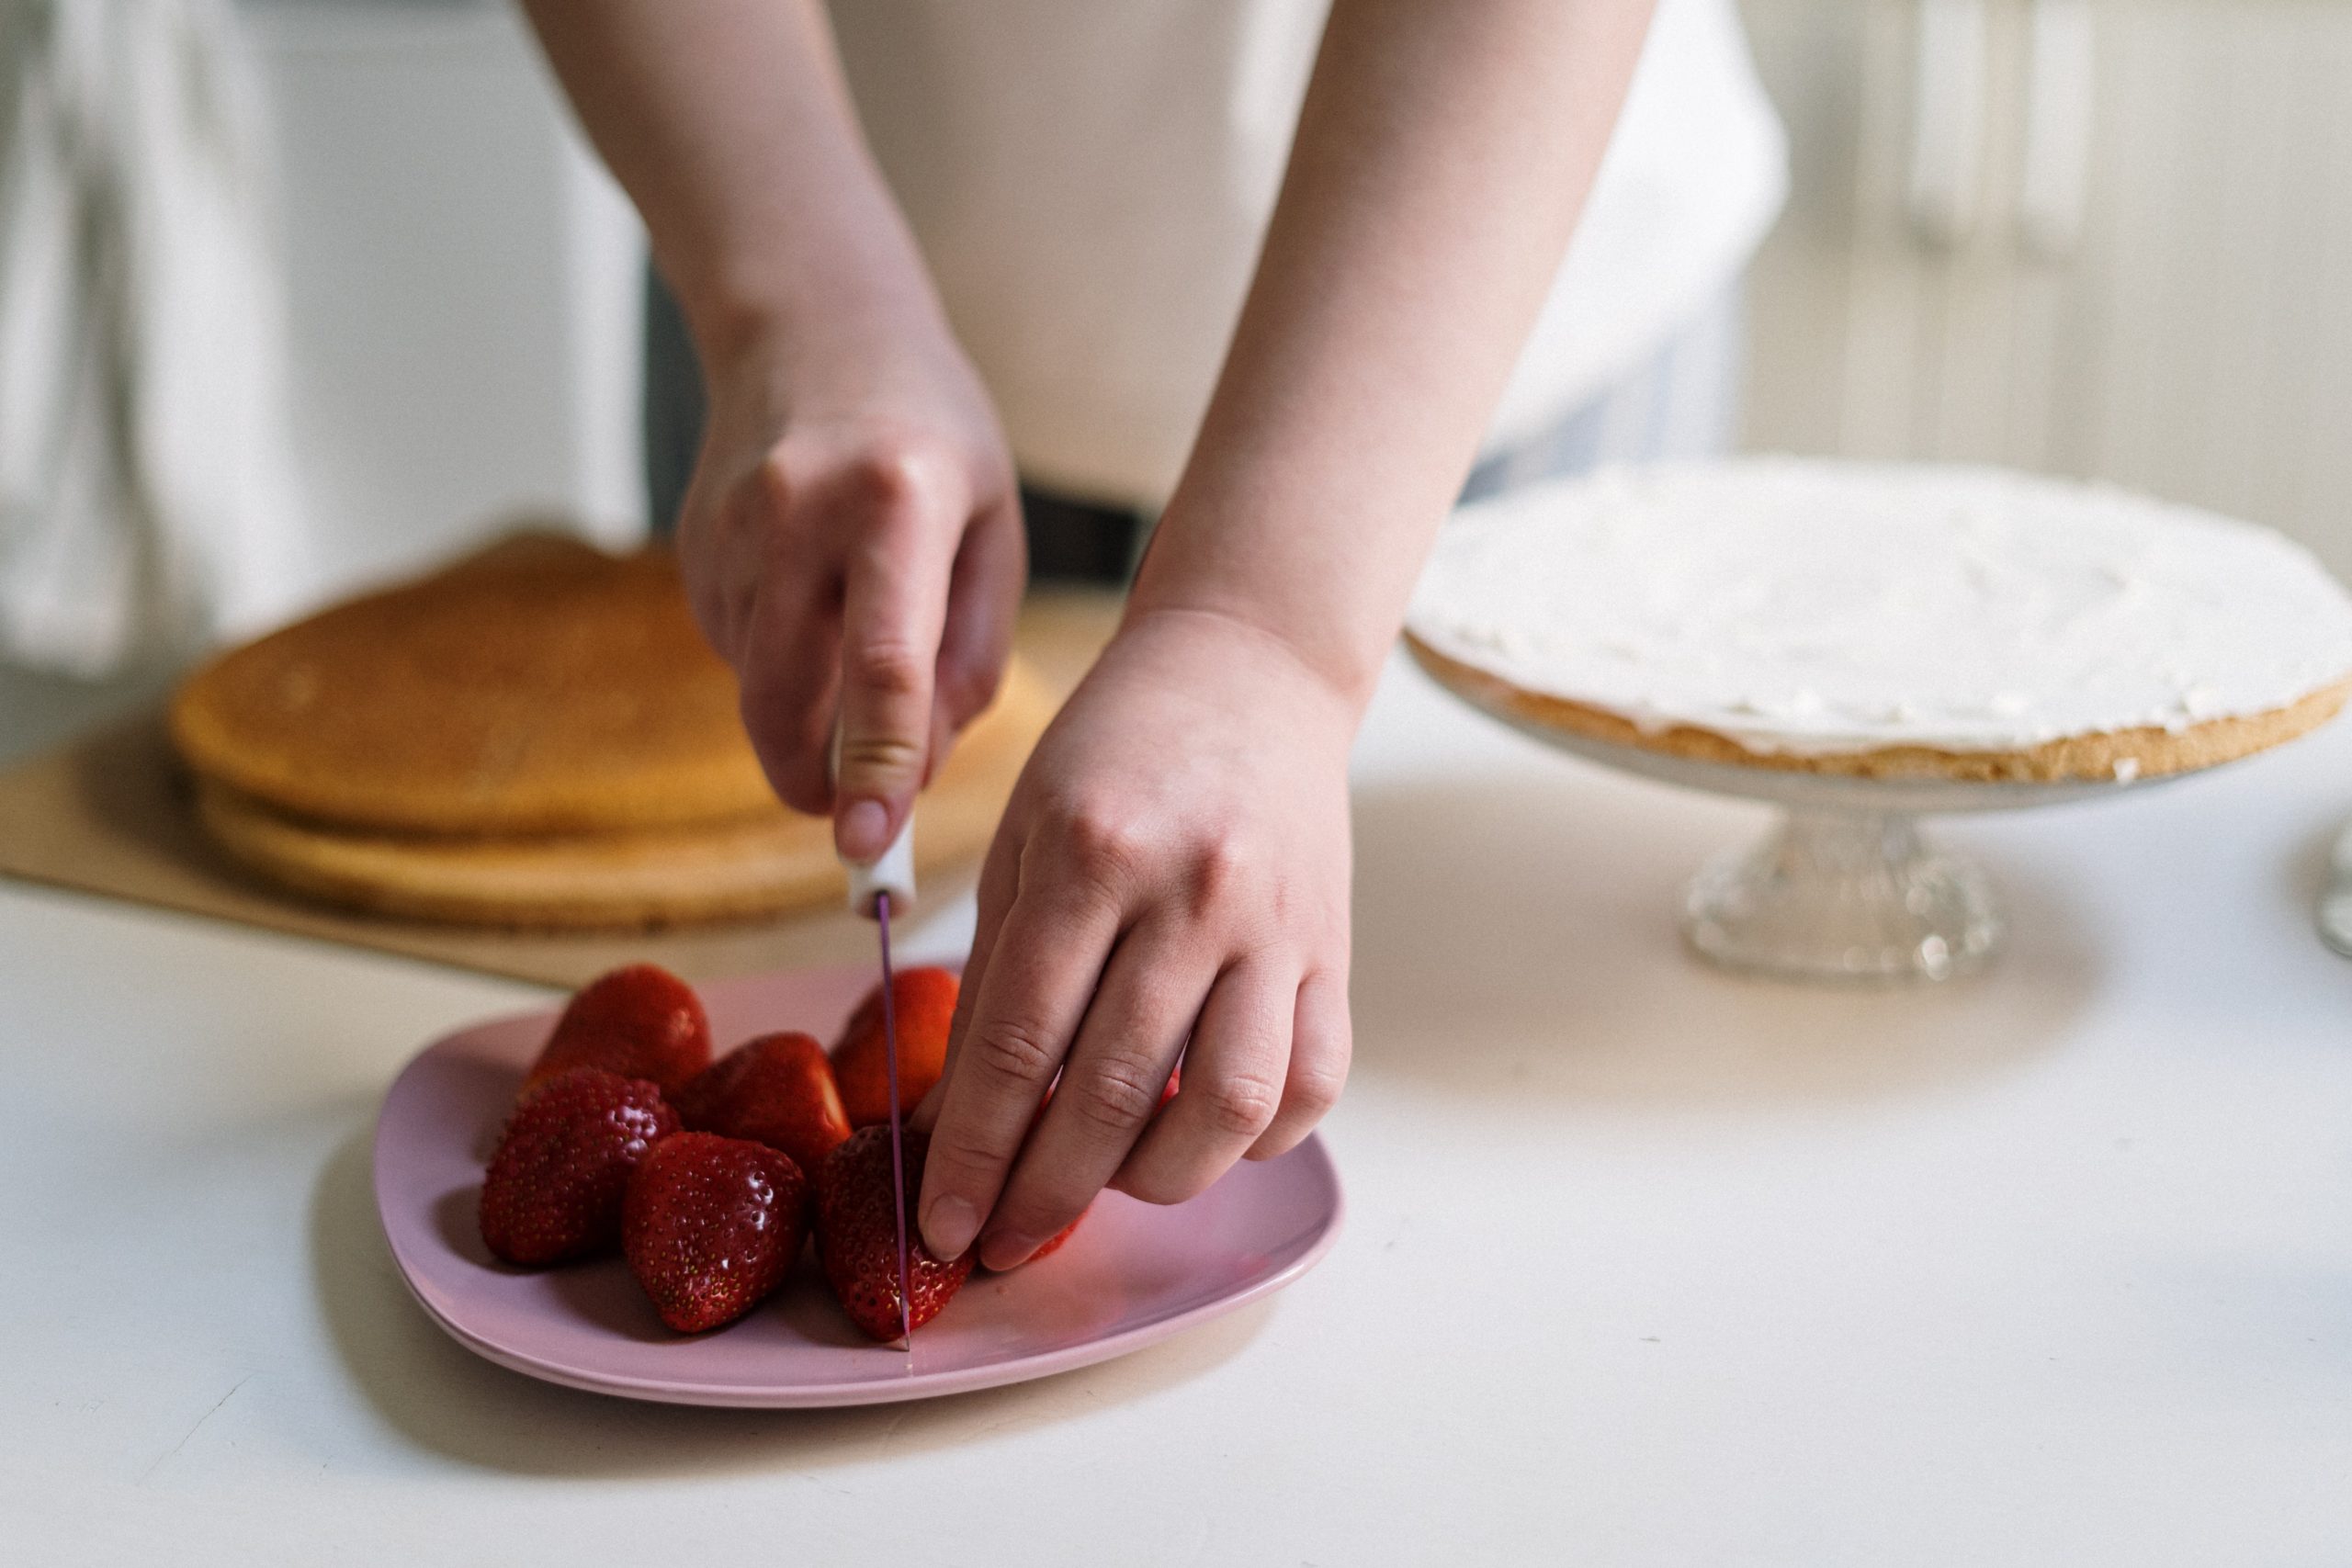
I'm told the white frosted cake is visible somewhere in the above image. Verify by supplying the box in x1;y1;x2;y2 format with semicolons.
1405;459;2352;782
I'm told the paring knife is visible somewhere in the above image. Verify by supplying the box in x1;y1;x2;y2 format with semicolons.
843;816;918;1350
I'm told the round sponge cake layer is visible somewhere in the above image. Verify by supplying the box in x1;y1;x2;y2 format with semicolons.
1407;459;2352;778
1407;631;2351;784
174;535;789;836
190;657;1057;929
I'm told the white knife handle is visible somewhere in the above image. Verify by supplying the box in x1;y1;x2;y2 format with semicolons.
830;721;918;917
845;816;916;918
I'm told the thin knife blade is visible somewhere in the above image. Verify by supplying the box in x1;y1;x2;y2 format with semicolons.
874;889;915;1350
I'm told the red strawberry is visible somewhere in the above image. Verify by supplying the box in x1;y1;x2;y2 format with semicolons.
523;964;710;1099
480;1067;678;1266
1027;1215;1082;1262
831;966;957;1129
817;1125;973;1341
672;1032;852;1179
1001;1066;1181;1268
622;1132;809;1334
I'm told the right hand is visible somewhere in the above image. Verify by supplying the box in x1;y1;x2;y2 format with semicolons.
673;300;1025;863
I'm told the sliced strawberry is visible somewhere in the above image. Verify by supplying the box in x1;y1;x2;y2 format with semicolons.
479;1067;678;1266
622;1132;808;1334
673;1032;852;1179
816;1125;973;1341
523;964;710;1099
830;966;957;1129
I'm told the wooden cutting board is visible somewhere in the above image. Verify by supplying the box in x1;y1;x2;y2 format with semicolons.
0;591;1118;988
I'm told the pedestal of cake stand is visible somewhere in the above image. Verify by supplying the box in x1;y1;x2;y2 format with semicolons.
1438;694;2165;983
2312;820;2352;958
1678;803;1999;981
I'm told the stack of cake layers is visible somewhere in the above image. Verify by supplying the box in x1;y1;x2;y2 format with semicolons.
170;534;1051;928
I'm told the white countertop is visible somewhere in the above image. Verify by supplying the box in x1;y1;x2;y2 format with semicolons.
6;653;2351;1564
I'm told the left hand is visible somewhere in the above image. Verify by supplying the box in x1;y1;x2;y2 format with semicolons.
911;606;1358;1269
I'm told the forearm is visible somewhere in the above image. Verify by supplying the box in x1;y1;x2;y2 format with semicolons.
516;0;942;379
1127;0;1657;709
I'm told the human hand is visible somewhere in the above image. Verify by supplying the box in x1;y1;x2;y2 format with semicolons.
674;301;1025;863
911;606;1358;1269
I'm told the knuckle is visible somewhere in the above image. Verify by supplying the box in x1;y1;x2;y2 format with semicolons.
1067;1060;1164;1137
1120;1163;1211;1207
1283;1054;1348;1120
970;1018;1058;1084
921;1128;1005;1190
1182;840;1246;918
1049;800;1147;886
848;446;924;506
846;441;955;523
1199;1070;1283;1139
848;640;929;702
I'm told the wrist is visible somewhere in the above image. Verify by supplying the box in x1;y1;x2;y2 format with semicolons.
1125;524;1398;716
684;260;943;391
1113;597;1382;728
662;162;951;412
1126;453;1444;716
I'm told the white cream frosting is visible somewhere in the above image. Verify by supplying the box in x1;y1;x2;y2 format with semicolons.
1407;458;2352;756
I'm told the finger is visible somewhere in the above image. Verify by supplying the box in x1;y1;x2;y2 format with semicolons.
1246;968;1350;1161
931;495;1026;760
1111;958;1290;1206
833;453;962;863
916;857;1121;1258
733;566;842;816
910;807;1024;1135
674;456;763;659
975;919;1206;1269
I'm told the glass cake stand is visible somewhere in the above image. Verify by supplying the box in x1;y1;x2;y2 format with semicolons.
1413;654;2172;983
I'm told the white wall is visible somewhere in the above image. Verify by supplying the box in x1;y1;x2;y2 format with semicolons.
239;0;647;608
1738;0;2352;575
236;0;2352;599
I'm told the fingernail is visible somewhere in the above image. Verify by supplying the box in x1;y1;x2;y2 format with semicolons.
978;1229;1040;1272
837;798;889;863
922;1194;980;1259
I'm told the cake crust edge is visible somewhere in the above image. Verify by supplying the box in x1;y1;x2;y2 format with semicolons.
1403;630;2352;784
186;660;1057;930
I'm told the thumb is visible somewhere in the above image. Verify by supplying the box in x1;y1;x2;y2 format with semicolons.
833;475;956;864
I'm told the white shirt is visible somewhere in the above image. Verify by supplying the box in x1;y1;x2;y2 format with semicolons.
829;0;1788;508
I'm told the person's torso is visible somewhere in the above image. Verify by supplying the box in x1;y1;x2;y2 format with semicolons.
828;0;1787;507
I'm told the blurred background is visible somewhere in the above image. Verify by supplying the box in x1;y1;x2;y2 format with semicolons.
3;0;2347;757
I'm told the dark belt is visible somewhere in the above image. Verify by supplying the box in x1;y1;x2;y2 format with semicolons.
1015;486;1145;584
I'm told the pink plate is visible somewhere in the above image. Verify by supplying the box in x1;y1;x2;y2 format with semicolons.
372;963;1344;1407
